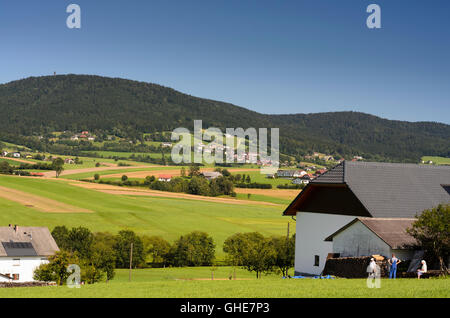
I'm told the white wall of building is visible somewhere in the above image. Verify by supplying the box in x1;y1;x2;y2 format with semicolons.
0;257;49;282
332;221;391;258
295;212;355;275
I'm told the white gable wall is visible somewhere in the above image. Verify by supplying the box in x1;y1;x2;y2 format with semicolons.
294;212;355;275
0;257;49;282
332;221;390;257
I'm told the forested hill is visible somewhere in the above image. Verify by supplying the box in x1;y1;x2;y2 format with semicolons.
0;74;449;162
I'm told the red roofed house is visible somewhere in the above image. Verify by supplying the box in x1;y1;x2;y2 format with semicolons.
158;175;172;182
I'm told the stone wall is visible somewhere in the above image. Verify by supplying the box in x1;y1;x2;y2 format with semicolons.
0;281;56;288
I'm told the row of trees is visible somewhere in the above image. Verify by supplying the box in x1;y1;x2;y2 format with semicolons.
0;159;64;177
93;165;237;197
35;227;218;285
36;225;296;285
134;231;296;278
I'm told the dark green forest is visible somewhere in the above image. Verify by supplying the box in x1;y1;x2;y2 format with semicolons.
0;74;449;162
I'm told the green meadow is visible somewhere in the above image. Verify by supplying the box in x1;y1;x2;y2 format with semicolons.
82;150;164;159
61;166;180;180
0;267;448;298
421;156;450;165
0;158;21;166
0;175;288;259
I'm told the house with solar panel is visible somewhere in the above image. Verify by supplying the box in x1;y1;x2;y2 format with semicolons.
283;161;450;276
0;225;59;282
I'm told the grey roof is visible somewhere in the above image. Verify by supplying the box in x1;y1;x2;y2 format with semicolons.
201;172;222;178
284;161;450;218
325;218;418;249
311;163;344;183
0;227;59;257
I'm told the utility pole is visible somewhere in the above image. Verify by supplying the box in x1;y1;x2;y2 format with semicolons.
287;222;290;239
129;242;133;282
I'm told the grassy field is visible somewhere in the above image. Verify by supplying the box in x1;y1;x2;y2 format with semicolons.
0;175;289;259
233;193;292;205
239;170;300;187
421;156;450;165
0;158;21;166
83;150;164;159
0;140;31;151
61;166;180;180
0;267;448;298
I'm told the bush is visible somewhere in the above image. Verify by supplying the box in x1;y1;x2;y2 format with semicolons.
277;183;305;189
33;251;79;285
94;174;100;181
169;231;215;267
235;182;272;189
223;232;276;279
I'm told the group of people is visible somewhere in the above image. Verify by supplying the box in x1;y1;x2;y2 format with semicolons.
368;254;427;279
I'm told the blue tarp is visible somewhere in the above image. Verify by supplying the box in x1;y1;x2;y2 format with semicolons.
283;275;335;279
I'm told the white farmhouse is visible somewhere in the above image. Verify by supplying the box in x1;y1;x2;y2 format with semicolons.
283;161;450;276
0;225;59;282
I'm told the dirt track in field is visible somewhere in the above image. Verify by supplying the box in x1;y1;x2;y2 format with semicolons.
41;165;158;178
234;188;300;200
2;157;35;165
70;182;281;207
0;186;92;213
98;168;260;179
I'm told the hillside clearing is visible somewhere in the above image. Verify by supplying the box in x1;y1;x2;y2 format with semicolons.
97;167;262;179
42;164;158;178
0;185;92;213
70;182;281;206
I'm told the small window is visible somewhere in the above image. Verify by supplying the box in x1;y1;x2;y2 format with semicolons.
314;255;320;267
12;274;19;281
13;258;20;266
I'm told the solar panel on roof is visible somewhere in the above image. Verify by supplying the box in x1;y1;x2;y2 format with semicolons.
2;242;34;249
1;241;37;256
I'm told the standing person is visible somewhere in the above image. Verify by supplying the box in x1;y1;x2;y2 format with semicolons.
388;254;401;279
367;258;376;274
417;260;427;279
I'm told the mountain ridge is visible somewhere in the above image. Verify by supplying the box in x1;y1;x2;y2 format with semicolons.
0;74;449;162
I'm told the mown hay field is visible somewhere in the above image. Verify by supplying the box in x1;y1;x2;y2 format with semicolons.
0;267;448;298
0;175;289;259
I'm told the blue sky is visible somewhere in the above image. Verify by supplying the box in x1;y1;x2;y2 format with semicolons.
0;0;449;123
